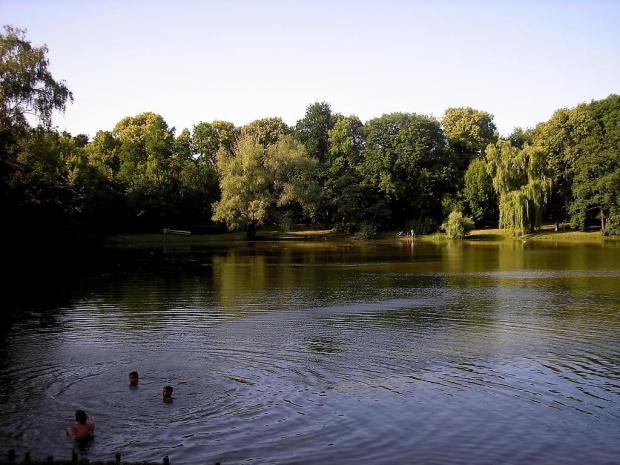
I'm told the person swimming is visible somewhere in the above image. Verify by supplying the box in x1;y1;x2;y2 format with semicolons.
162;386;174;403
128;371;139;386
66;410;94;440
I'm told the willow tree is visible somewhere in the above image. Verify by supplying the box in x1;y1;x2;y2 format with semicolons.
486;140;552;236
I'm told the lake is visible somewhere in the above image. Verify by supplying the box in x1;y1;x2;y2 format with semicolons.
1;239;619;464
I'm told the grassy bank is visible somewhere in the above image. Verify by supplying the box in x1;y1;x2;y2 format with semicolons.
466;224;618;243
102;225;350;248
102;223;618;248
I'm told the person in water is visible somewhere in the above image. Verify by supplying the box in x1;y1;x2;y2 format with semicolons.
66;410;95;439
162;386;174;403
130;371;186;387
128;371;139;386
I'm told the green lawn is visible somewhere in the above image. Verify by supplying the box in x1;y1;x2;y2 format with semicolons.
102;224;618;248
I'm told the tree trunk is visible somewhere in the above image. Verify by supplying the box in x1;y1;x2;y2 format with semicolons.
246;220;258;240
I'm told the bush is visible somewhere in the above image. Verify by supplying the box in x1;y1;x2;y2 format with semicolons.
332;222;348;233
273;211;295;232
354;223;378;239
441;210;474;239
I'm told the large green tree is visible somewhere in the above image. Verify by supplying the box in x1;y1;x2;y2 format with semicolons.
442;107;497;171
171;127;219;229
173;128;192;173
442;108;498;222
191;122;218;165
110;112;178;229
1;26;74;243
9;129;75;231
191;120;238;165
85;131;121;178
212;134;319;239
531;104;595;223
360;112;453;229
294;101;335;165
0;26;72;131
324;114;387;229
67;133;126;233
294;102;337;226
240;117;290;148
463;158;496;224
486;139;552;235
113;112;174;187
568;95;620;233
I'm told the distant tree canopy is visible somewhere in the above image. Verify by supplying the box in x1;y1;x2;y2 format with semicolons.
294;101;334;165
360;112;454;229
2;26;619;242
442;107;498;171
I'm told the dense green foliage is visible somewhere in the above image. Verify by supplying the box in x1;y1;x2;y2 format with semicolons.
0;26;72;131
212;134;319;239
2;26;619;243
441;210;475;239
486;140;553;235
463;158;496;223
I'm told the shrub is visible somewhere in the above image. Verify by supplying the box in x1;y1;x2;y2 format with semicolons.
354;223;378;239
275;211;295;232
441;210;474;239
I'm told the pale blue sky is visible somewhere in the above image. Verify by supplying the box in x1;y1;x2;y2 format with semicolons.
2;0;619;137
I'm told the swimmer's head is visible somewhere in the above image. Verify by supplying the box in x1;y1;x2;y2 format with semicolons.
128;371;139;386
75;410;87;424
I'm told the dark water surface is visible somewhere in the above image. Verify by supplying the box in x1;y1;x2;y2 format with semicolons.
1;240;619;464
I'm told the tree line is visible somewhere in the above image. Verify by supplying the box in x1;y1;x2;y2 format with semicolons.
2;25;619;243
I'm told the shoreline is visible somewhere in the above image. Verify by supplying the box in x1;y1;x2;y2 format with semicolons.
101;224;618;248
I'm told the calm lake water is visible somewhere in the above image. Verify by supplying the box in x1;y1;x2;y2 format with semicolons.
1;239;619;464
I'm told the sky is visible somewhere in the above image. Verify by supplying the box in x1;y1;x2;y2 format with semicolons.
2;0;619;138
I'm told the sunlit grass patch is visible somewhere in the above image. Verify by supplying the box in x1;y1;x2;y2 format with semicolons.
102;223;617;247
